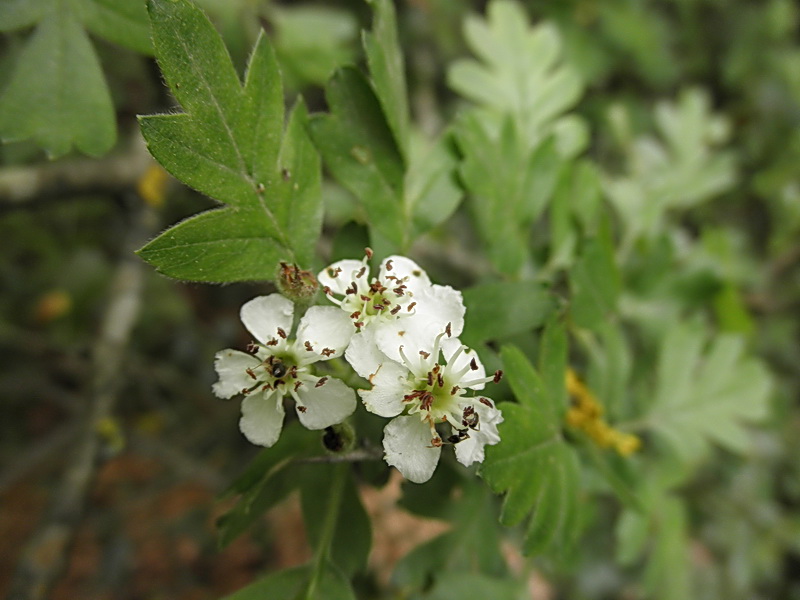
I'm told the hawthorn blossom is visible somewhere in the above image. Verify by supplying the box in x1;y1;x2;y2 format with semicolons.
347;325;503;483
317;250;465;361
212;294;356;447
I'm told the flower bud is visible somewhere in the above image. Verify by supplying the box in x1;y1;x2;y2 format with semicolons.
275;262;318;305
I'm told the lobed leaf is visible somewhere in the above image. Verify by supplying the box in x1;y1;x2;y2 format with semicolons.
646;323;772;461
0;6;115;158
481;341;581;555
138;0;322;281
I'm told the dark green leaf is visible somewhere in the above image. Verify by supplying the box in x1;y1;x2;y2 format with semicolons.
392;479;507;590
221;563;355;600
139;0;321;281
217;423;319;548
0;6;115;157
308;67;405;246
363;0;409;158
461;281;556;346
480;345;581;555
300;465;371;577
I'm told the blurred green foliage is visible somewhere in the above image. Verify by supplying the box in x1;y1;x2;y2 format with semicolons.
2;0;800;599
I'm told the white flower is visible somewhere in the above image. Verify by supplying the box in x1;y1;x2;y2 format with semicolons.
347;326;503;483
317;250;465;361
212;294;357;447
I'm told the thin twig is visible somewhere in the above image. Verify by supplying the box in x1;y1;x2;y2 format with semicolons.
0;134;151;208
7;199;154;600
297;446;384;464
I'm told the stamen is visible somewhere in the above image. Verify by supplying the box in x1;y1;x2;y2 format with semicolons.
407;301;416;312
493;370;503;383
390;305;402;315
304;341;314;352
385;259;393;271
315;377;328;388
479;397;494;408
365;247;373;259
276;327;287;339
356;266;367;278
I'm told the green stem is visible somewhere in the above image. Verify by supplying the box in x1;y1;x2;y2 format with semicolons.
304;462;347;600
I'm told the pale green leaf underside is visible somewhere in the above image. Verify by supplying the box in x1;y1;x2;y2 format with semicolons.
448;0;583;148
647;324;772;461
0;6;115;157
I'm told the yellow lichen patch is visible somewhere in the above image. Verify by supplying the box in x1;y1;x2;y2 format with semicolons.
566;368;641;456
137;163;170;208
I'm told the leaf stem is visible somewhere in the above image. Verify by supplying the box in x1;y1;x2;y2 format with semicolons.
305;462;347;600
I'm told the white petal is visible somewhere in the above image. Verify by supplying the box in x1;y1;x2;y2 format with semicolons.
416;284;465;337
383;416;441;483
454;398;503;467
358;360;409;417
380;256;431;289
442;336;486;389
295;306;355;361
240;294;294;344
374;285;465;362
212;349;260;399
318;259;365;295
294;377;356;429
345;328;385;378
240;391;285;447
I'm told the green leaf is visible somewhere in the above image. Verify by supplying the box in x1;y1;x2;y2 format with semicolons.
422;572;527;600
448;0;583;151
0;5;115;157
604;88;736;240
221;563;355;600
405;132;463;237
646;324;772;462
393;478;507;590
300;465;371;577
217;423;319;548
271;5;357;87
308;67;405;247
77;0;152;54
461;281;556;347
569;226;621;330
0;0;49;31
139;0;321;281
363;0;410;159
481;344;581;555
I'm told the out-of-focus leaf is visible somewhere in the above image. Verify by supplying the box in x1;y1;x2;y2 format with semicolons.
0;6;115;157
448;0;583;150
422;572;527;600
0;0;49;31
308;67;405;247
271;5;357;87
363;0;410;158
77;0;152;55
569;226;621;330
221;563;355;600
392;478;507;591
646;323;772;462
481;336;581;555
604;89;736;240
138;0;321;281
217;423;319;548
300;465;371;577
461;281;556;347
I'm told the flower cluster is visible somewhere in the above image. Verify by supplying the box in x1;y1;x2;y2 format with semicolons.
212;251;503;483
